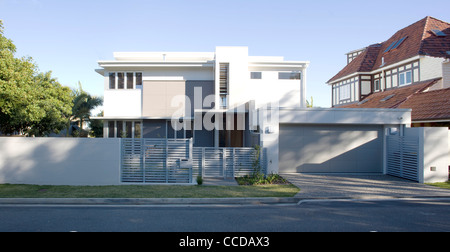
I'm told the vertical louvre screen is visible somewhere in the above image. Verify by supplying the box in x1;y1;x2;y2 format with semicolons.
219;63;229;94
386;135;419;182
121;139;192;184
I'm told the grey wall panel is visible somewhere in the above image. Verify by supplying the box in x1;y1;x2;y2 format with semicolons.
143;119;166;138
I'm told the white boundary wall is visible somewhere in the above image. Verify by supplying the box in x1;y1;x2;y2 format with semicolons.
403;127;449;183
0;138;121;185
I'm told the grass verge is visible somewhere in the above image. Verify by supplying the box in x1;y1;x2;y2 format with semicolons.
0;183;299;198
426;181;450;190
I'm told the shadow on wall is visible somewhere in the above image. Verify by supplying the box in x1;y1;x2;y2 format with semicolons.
0;138;121;185
279;125;383;173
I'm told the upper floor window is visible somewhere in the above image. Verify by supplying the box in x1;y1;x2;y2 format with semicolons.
109;73;115;89
136;72;142;86
250;72;262;79
399;71;412;86
374;79;381;92
279;72;301;80
339;84;351;100
108;72;142;89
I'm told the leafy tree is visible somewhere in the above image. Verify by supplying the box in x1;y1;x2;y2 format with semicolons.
0;20;73;136
71;82;103;130
89;111;104;138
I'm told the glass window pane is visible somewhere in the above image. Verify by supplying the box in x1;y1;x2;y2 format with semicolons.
406;71;412;84
399;73;405;85
108;121;115;138
117;121;123;138
279;72;301;79
126;73;133;89
118;73;124;89
134;122;141;138
250;72;262;79
136;72;142;86
126;121;132;138
109;73;115;89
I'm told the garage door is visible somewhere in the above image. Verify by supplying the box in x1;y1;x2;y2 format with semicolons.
279;124;383;173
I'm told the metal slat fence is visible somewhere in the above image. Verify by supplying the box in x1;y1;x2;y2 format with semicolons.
192;147;265;178
121;138;265;184
121;138;192;184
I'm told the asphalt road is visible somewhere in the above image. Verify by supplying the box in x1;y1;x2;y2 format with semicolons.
1;198;450;233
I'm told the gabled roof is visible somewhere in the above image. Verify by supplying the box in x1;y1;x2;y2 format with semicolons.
328;16;450;84
337;78;450;121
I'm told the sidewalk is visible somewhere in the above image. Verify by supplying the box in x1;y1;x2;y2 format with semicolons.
1;174;449;206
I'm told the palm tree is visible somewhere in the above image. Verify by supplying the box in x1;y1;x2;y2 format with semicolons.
71;82;103;131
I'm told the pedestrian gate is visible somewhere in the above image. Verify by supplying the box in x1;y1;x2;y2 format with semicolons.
121;139;266;184
386;135;419;182
121;139;192;184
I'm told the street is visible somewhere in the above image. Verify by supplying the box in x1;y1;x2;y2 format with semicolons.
1;198;449;233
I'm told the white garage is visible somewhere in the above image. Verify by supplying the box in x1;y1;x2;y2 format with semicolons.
259;107;412;175
278;124;383;173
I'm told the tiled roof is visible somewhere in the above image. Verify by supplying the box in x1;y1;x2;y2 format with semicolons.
398;87;450;121
337;78;450;121
328;16;450;83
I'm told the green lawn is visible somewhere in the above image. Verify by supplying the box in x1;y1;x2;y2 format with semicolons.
0;183;299;198
426;181;450;190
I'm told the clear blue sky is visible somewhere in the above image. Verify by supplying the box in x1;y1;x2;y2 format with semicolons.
1;0;449;109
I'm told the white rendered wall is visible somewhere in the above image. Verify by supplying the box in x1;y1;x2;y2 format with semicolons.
421;127;449;183
103;89;142;117
0;138;121;185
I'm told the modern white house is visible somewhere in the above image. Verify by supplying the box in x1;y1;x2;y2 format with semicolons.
94;46;441;182
95;46;309;149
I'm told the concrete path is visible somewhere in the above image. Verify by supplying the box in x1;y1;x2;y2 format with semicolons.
281;173;450;199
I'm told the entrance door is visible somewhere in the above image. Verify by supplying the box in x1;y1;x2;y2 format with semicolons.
219;113;245;147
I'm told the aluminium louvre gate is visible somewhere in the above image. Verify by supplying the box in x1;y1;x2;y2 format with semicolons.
192;147;266;178
121;138;193;184
386;135;419;182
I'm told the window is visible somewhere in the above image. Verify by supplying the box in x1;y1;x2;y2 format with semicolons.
391;37;407;51
250;72;262;79
431;29;446;37
107;120;142;138
279;72;301;80
136;72;142;86
339;84;350;100
380;94;395;102
220;95;227;109
374;79;380;91
399;71;412;86
117;120;124;137
109;73;116;89
108;121;115;137
383;36;408;53
117;73;124;89
109;72;142;89
126;72;134;89
220;63;229;108
134;122;141;138
125;121;132;138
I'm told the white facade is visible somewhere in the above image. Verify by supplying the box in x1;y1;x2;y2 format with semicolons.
96;46;309;147
97;46;309;115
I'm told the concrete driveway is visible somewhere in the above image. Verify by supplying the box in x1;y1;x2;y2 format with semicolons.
281;173;450;199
